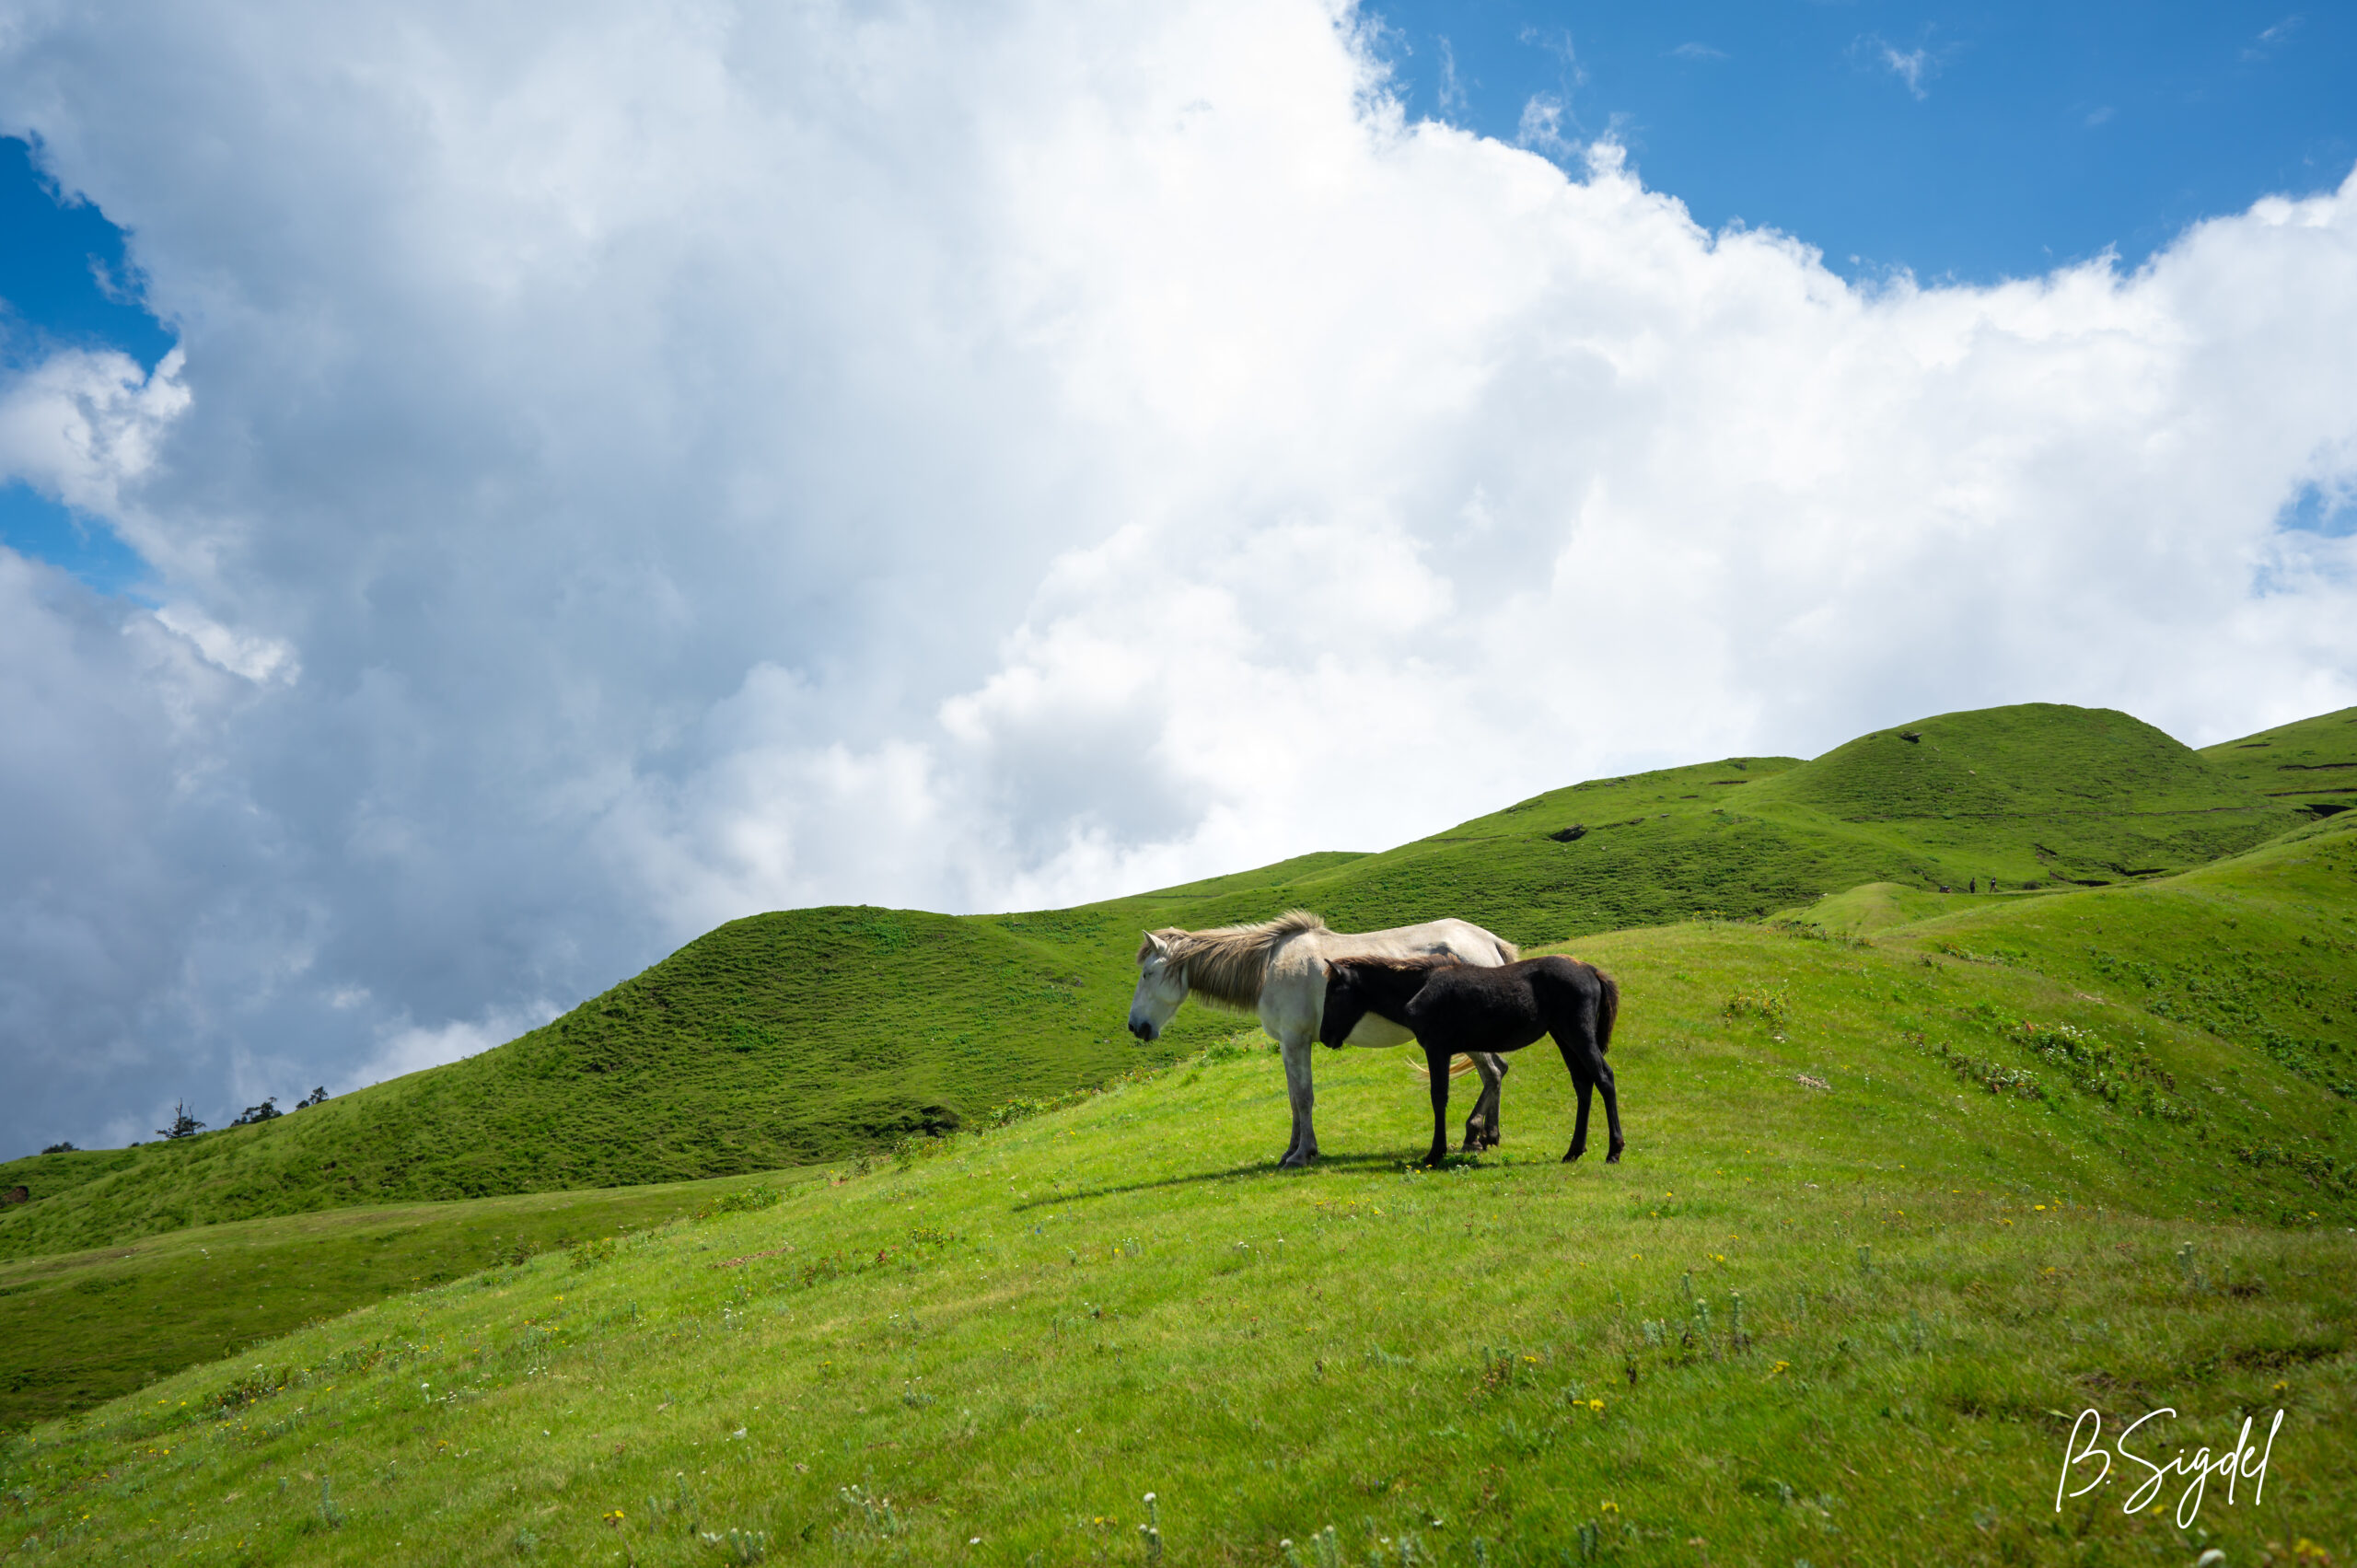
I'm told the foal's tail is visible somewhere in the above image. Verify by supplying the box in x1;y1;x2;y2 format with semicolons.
1594;966;1620;1055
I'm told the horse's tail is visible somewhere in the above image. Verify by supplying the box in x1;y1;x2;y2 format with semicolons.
1493;935;1521;963
1594;966;1620;1054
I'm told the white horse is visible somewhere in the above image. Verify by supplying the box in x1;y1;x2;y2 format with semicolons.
1126;910;1519;1167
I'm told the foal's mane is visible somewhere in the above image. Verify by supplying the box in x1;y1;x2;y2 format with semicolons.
1143;909;1329;1010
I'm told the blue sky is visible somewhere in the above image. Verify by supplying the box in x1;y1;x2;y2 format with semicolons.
0;134;172;595
1369;2;2355;281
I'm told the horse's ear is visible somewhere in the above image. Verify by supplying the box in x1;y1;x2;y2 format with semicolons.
1139;931;1171;960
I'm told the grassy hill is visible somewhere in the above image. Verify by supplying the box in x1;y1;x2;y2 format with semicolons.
4;817;2352;1562
0;1172;812;1432
2200;704;2357;818
2;703;2333;1268
0;908;1191;1262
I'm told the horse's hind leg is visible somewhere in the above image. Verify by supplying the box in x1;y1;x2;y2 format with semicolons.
1278;1034;1319;1167
1424;1045;1454;1167
1462;1052;1508;1150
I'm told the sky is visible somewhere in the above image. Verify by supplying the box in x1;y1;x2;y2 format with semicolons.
1;1;2353;1157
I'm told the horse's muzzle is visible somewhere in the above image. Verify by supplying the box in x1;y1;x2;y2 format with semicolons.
1127;1016;1156;1043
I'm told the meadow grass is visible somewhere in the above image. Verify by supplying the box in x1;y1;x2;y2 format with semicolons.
0;1172;828;1434
5;851;2352;1564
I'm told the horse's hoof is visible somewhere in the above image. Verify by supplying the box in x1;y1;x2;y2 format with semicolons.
1606;1145;1624;1164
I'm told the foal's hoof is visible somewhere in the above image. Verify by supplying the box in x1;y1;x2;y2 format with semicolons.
1606;1143;1625;1164
1278;1151;1316;1169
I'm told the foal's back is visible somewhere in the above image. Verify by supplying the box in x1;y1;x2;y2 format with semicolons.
1401;955;1613;1051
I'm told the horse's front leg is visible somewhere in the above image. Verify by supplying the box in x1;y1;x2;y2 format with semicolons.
1278;1033;1319;1167
1462;1051;1508;1150
1424;1046;1454;1167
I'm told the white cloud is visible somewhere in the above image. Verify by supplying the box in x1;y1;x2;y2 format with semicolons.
0;0;2353;1155
0;344;186;520
1515;94;1575;157
1435;39;1467;118
153;604;299;683
1875;41;1934;99
2245;16;2302;62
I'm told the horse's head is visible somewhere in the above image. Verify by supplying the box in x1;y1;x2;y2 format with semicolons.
1127;930;1189;1042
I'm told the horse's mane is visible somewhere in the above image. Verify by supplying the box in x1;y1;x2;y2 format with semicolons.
1143;910;1329;1010
1329;955;1463;976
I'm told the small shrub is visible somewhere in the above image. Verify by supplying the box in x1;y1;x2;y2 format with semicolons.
1910;1032;2042;1098
695;1187;783;1221
208;1365;294;1414
2235;1144;2353;1199
1723;988;1789;1025
566;1236;621;1271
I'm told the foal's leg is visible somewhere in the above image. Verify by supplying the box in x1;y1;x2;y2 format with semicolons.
1560;1042;1595;1162
1591;1053;1626;1162
1462;1052;1508;1151
1277;1032;1319;1167
1424;1045;1455;1167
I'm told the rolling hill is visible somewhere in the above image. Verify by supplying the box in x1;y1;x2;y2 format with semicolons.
1;702;2340;1267
4;812;2352;1560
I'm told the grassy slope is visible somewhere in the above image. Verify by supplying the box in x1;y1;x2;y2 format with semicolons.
0;703;2315;1266
0;1172;810;1433
6;822;2353;1564
0;910;1205;1262
2200;704;2357;817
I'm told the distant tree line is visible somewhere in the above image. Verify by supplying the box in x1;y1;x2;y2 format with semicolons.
153;1087;331;1140
35;1086;332;1155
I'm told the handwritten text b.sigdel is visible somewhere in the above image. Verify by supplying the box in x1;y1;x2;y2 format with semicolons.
2056;1408;2284;1528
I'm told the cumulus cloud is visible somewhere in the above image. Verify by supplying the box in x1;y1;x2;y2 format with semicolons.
0;0;2353;1155
0;344;186;521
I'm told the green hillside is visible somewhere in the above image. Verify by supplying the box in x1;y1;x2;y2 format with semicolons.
0;908;1202;1261
6;800;2355;1445
0;703;2325;1266
2200;703;2357;817
6;819;2353;1562
1091;703;2301;944
0;1171;807;1432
